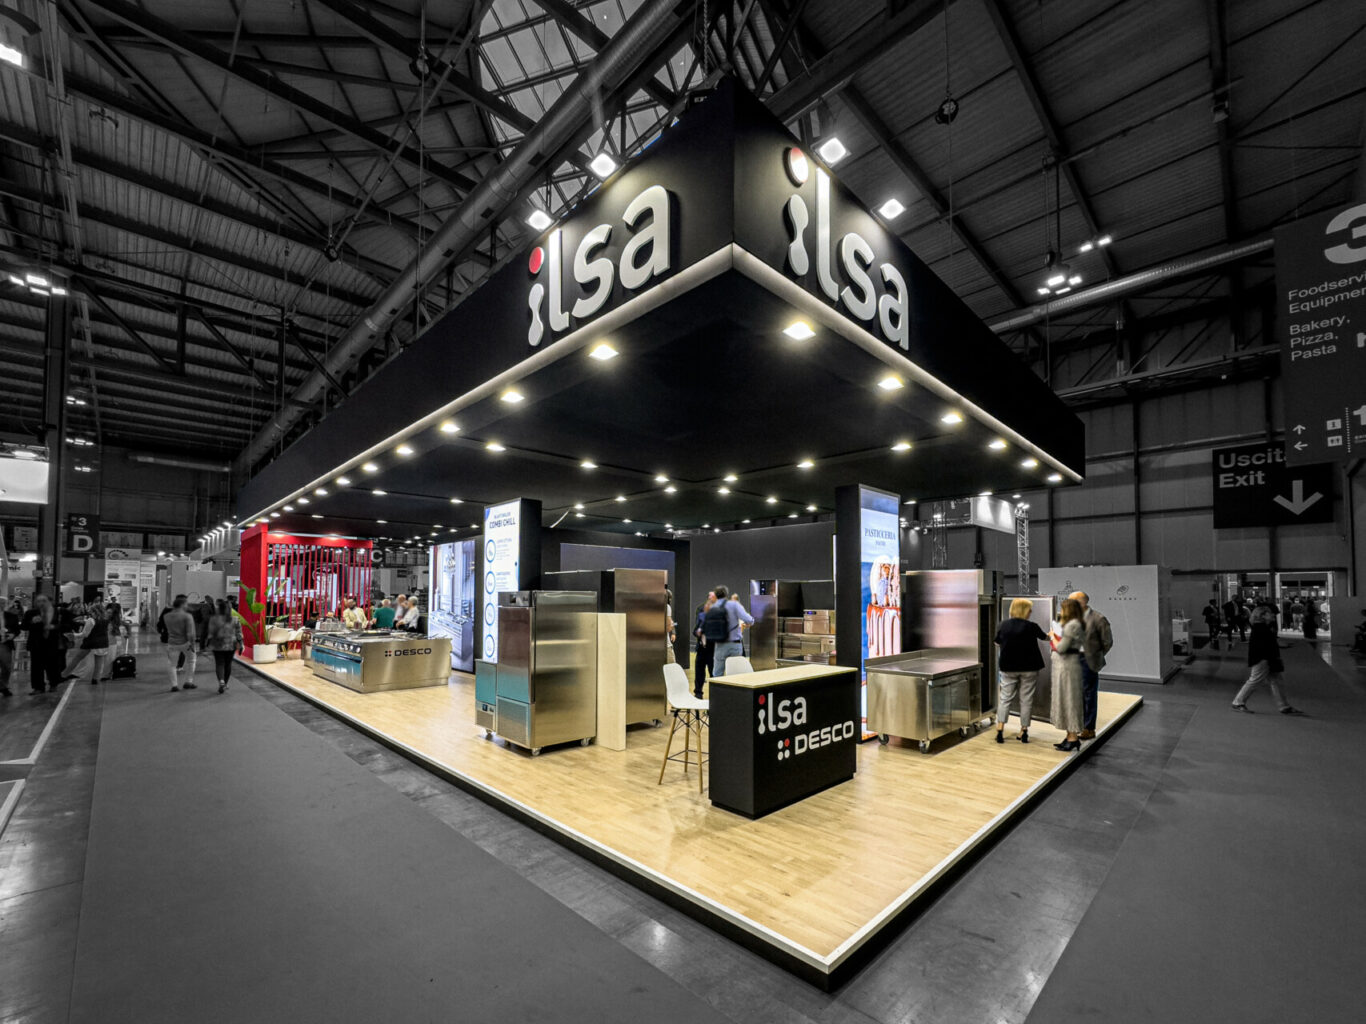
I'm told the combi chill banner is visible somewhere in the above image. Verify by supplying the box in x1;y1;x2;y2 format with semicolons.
482;501;522;661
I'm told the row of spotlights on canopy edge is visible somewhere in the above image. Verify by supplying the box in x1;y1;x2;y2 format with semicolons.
526;138;909;231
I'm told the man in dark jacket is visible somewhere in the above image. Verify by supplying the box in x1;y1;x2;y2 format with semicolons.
1231;603;1302;714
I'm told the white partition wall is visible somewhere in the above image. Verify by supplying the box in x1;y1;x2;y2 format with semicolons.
1038;565;1178;684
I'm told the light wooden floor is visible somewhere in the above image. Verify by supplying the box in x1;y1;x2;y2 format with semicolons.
246;654;1141;973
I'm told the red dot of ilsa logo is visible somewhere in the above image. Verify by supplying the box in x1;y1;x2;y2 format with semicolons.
758;695;765;705
528;247;544;274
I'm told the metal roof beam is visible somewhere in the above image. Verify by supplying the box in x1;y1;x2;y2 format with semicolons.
72;277;183;376
60;72;429;241
767;0;945;121
188;309;274;393
526;0;678;110
84;0;480;198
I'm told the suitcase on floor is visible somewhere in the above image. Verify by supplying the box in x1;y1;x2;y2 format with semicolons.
111;654;137;679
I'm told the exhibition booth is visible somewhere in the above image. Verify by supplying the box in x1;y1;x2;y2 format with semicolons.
231;80;1143;987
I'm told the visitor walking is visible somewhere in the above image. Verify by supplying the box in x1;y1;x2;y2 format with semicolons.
692;592;716;699
22;595;64;694
704;586;752;677
205;599;244;694
163;596;199;692
1232;603;1302;715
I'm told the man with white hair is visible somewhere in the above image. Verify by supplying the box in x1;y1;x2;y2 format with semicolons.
1069;590;1113;739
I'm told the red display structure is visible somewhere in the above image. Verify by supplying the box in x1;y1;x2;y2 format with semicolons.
237;525;373;652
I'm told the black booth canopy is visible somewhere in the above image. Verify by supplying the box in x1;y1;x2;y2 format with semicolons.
238;81;1083;544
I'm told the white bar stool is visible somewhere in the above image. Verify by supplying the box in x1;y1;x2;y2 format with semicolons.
658;663;709;792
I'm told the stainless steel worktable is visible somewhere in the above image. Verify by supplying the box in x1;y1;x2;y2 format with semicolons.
310;631;453;692
865;652;984;753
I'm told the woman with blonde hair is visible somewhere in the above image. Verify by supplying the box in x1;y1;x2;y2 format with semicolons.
1051;597;1087;751
994;598;1049;743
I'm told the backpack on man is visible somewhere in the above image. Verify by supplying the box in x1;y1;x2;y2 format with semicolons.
702;600;730;641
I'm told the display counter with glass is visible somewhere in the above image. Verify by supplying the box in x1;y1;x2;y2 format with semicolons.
708;664;859;818
310;631;452;692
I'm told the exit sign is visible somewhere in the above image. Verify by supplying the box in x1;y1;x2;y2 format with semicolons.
1211;442;1333;528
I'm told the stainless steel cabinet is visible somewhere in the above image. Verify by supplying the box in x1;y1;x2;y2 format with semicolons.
493;591;597;754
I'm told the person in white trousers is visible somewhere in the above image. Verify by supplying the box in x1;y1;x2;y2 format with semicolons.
162;595;199;692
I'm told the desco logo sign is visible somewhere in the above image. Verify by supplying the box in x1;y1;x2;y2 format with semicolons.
781;148;910;351
756;691;856;762
385;648;432;657
526;185;672;347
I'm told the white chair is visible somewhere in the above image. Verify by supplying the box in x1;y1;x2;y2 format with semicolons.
723;655;754;676
658;663;709;793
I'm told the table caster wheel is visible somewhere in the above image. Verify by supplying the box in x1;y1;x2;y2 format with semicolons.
959;726;970;738
580;737;592;747
531;747;542;757
484;729;493;739
878;734;889;745
652;718;662;727
919;740;931;754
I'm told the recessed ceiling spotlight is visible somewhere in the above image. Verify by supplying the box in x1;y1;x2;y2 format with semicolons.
723;473;738;483
526;208;553;232
816;137;847;164
664;485;676;494
665;523;673;529
783;321;816;340
336;476;351;486
891;441;912;452
372;489;387;496
615;495;626;502
978;491;992;496
742;519;751;524
298;497;310;505
1020;457;1039;468
1097;234;1113;246
315;487;328;496
877;375;904;391
634;531;644;537
1047;473;1063;483
654;474;669;483
450;497;463;504
486;442;506;453
717;487;730;495
622;518;631;524
797;459;814;469
397;444;414;456
580;459;597;470
878;198;906;219
1054;286;1072;295
1036;287;1051;296
806;504;817;512
588;152;618;179
574;512;585;518
713;528;721;533
311;514;322;519
1046;274;1066;288
377;519;387;524
766;496;778;504
941;412;963;424
270;512;280;518
501;389;524;404
362;462;379;472
701;523;710;529
574;503;585;510
988;439;1007;450
1068;275;1082;287
439;421;459;434
787;512;798;519
589;342;618;361
283;505;294;512
905;499;917;505
1078;241;1094;254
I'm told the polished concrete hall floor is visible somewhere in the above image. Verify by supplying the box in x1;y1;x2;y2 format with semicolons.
1;632;1362;1022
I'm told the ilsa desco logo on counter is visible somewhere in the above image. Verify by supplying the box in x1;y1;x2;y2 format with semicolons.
757;691;856;762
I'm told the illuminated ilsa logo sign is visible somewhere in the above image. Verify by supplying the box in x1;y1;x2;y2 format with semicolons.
757;691;855;762
781;147;909;351
526;184;672;347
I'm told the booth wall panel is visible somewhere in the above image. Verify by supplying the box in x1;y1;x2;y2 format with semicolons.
690;521;834;600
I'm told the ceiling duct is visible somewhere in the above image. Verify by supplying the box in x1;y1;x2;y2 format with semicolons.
989;237;1274;334
127;453;231;473
233;0;693;478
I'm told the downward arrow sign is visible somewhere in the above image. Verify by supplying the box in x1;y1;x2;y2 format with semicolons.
1273;480;1323;516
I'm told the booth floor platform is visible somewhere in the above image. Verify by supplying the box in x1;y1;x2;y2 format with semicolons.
244;655;1141;985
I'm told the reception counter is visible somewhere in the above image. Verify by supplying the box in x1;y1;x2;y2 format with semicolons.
310;632;452;692
709;664;860;819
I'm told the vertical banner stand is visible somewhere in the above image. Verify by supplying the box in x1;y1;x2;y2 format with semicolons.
835;484;902;739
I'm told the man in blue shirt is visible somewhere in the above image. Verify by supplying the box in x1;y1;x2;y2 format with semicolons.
708;585;753;677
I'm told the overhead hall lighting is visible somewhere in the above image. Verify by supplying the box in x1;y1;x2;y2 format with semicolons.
806;504;817;512
717;487;730;495
891;441;912;452
1020;458;1039;469
580;459;597;470
439;421;459;434
298;497;310;505
988;439;1007;450
588;152;618;179
397;444;414;456
449;497;463;504
766;496;778;504
1097;235;1113;246
0;43;23;69
372;489;387;496
1078;241;1094;253
336;476;351;486
1068;275;1083;287
797;459;814;469
783;321;815;340
664;485;676;494
486;442;506;452
283;505;294;512
501;389;524;404
723;473;738;483
1047;473;1063;483
877;198;905;219
526;208;553;232
1045;274;1066;288
589;342;618;361
362;462;379;472
877;375;904;391
816;137;847;165
615;495;626;502
941;412;963;424
314;487;328;496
